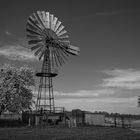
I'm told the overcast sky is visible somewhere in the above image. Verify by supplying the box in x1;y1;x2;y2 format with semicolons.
0;0;140;114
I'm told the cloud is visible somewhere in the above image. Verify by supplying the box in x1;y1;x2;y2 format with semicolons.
0;45;37;61
102;69;140;90
0;30;38;62
33;88;115;100
54;96;139;114
5;30;14;36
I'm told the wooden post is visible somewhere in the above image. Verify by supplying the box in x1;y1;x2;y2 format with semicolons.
121;116;124;128
28;116;31;127
114;116;117;127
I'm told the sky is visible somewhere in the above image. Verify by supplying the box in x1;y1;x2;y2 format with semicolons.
0;0;140;114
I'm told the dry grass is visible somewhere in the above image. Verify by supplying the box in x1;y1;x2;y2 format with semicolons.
0;126;140;140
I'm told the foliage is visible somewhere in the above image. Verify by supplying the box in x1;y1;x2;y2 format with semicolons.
0;64;35;113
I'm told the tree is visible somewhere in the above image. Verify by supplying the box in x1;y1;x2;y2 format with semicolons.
0;64;35;114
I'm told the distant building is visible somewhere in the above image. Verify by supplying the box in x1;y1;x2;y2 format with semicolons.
85;113;105;125
66;109;105;126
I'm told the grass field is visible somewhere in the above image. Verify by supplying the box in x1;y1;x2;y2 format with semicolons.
0;126;140;140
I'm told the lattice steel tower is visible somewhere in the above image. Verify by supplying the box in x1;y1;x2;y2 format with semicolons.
26;11;80;113
35;49;57;112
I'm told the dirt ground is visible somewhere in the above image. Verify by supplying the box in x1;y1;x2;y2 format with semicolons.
0;126;140;140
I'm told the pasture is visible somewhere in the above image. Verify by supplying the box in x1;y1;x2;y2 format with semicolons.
0;126;140;140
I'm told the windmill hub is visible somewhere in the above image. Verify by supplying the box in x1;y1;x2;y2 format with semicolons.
44;29;58;39
45;38;55;45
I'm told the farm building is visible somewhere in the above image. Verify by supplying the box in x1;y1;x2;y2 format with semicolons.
22;110;66;126
66;109;105;127
85;113;105;125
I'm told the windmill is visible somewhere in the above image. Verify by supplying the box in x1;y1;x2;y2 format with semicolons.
26;11;80;113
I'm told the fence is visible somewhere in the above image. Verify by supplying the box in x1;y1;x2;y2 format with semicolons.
105;116;140;129
0;113;23;127
0;113;22;120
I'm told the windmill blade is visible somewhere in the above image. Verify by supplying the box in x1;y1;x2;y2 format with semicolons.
31;44;43;51
56;40;69;53
52;17;58;31
55;48;65;64
27;22;41;33
58;48;68;62
59;44;70;57
50;14;54;30
66;49;79;56
56;25;65;35
38;49;45;60
54;47;64;66
32;13;45;30
58;34;69;39
54;50;62;66
53;50;59;67
27;34;43;40
27;18;43;34
68;45;80;52
66;45;80;56
29;15;43;31
34;47;43;56
26;25;42;38
54;43;69;62
45;12;50;28
36;11;47;30
26;28;42;36
54;21;61;32
37;11;52;30
57;30;67;37
33;12;45;30
58;39;70;46
58;37;70;42
41;11;48;29
26;21;42;34
28;39;43;45
37;11;47;29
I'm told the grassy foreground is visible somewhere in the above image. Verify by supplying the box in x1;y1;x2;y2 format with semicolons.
0;126;140;140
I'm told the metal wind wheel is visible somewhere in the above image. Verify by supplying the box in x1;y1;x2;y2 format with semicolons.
26;11;80;67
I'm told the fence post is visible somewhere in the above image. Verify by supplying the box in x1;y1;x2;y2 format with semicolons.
114;116;117;127
121;116;124;128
